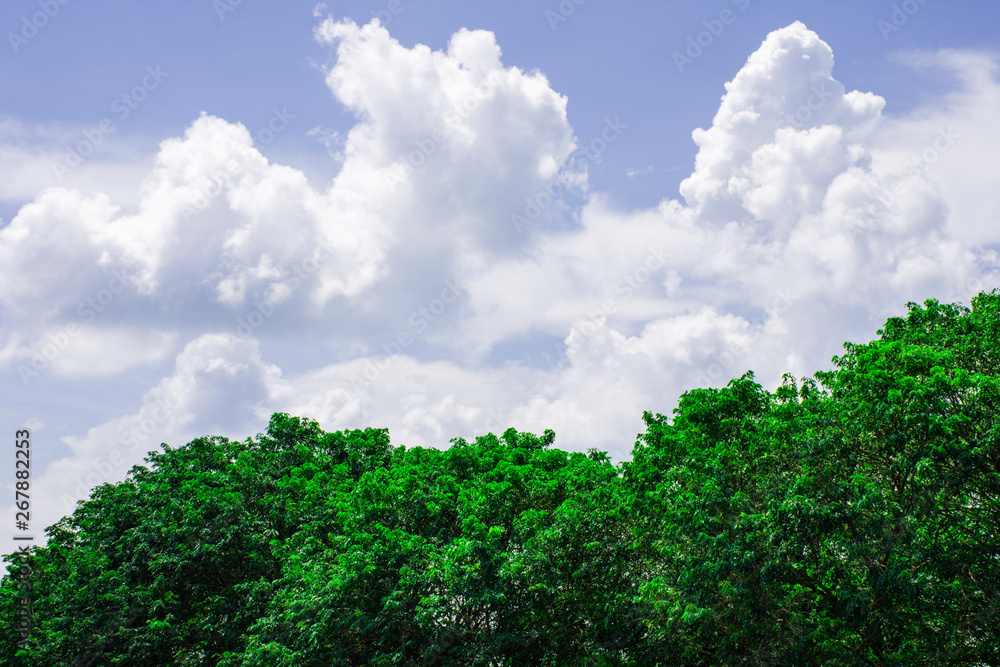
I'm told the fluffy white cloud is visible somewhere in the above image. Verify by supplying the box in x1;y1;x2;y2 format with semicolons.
1;16;582;372
3;19;1000;549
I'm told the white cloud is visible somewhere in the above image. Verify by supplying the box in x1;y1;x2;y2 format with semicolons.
626;165;655;178
1;333;280;542
9;326;177;379
871;50;1000;249
3;19;1000;548
0;115;156;210
1;17;583;371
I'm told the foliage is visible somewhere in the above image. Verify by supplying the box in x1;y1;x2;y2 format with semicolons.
2;292;998;665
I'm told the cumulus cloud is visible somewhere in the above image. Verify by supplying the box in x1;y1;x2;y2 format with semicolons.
1;16;583;372
3;19;1000;548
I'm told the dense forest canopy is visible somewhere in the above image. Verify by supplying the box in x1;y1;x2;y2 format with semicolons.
3;292;999;665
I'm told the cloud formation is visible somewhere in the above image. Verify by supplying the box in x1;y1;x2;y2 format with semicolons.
2;20;999;543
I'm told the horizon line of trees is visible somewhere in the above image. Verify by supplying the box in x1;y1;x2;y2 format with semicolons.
3;291;999;665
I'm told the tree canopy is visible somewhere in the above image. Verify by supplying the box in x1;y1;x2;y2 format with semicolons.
3;292;999;665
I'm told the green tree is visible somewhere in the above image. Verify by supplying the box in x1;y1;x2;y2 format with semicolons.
3;292;998;666
627;293;1000;665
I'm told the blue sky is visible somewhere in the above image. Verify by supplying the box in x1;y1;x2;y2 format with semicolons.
4;0;996;213
2;0;999;543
